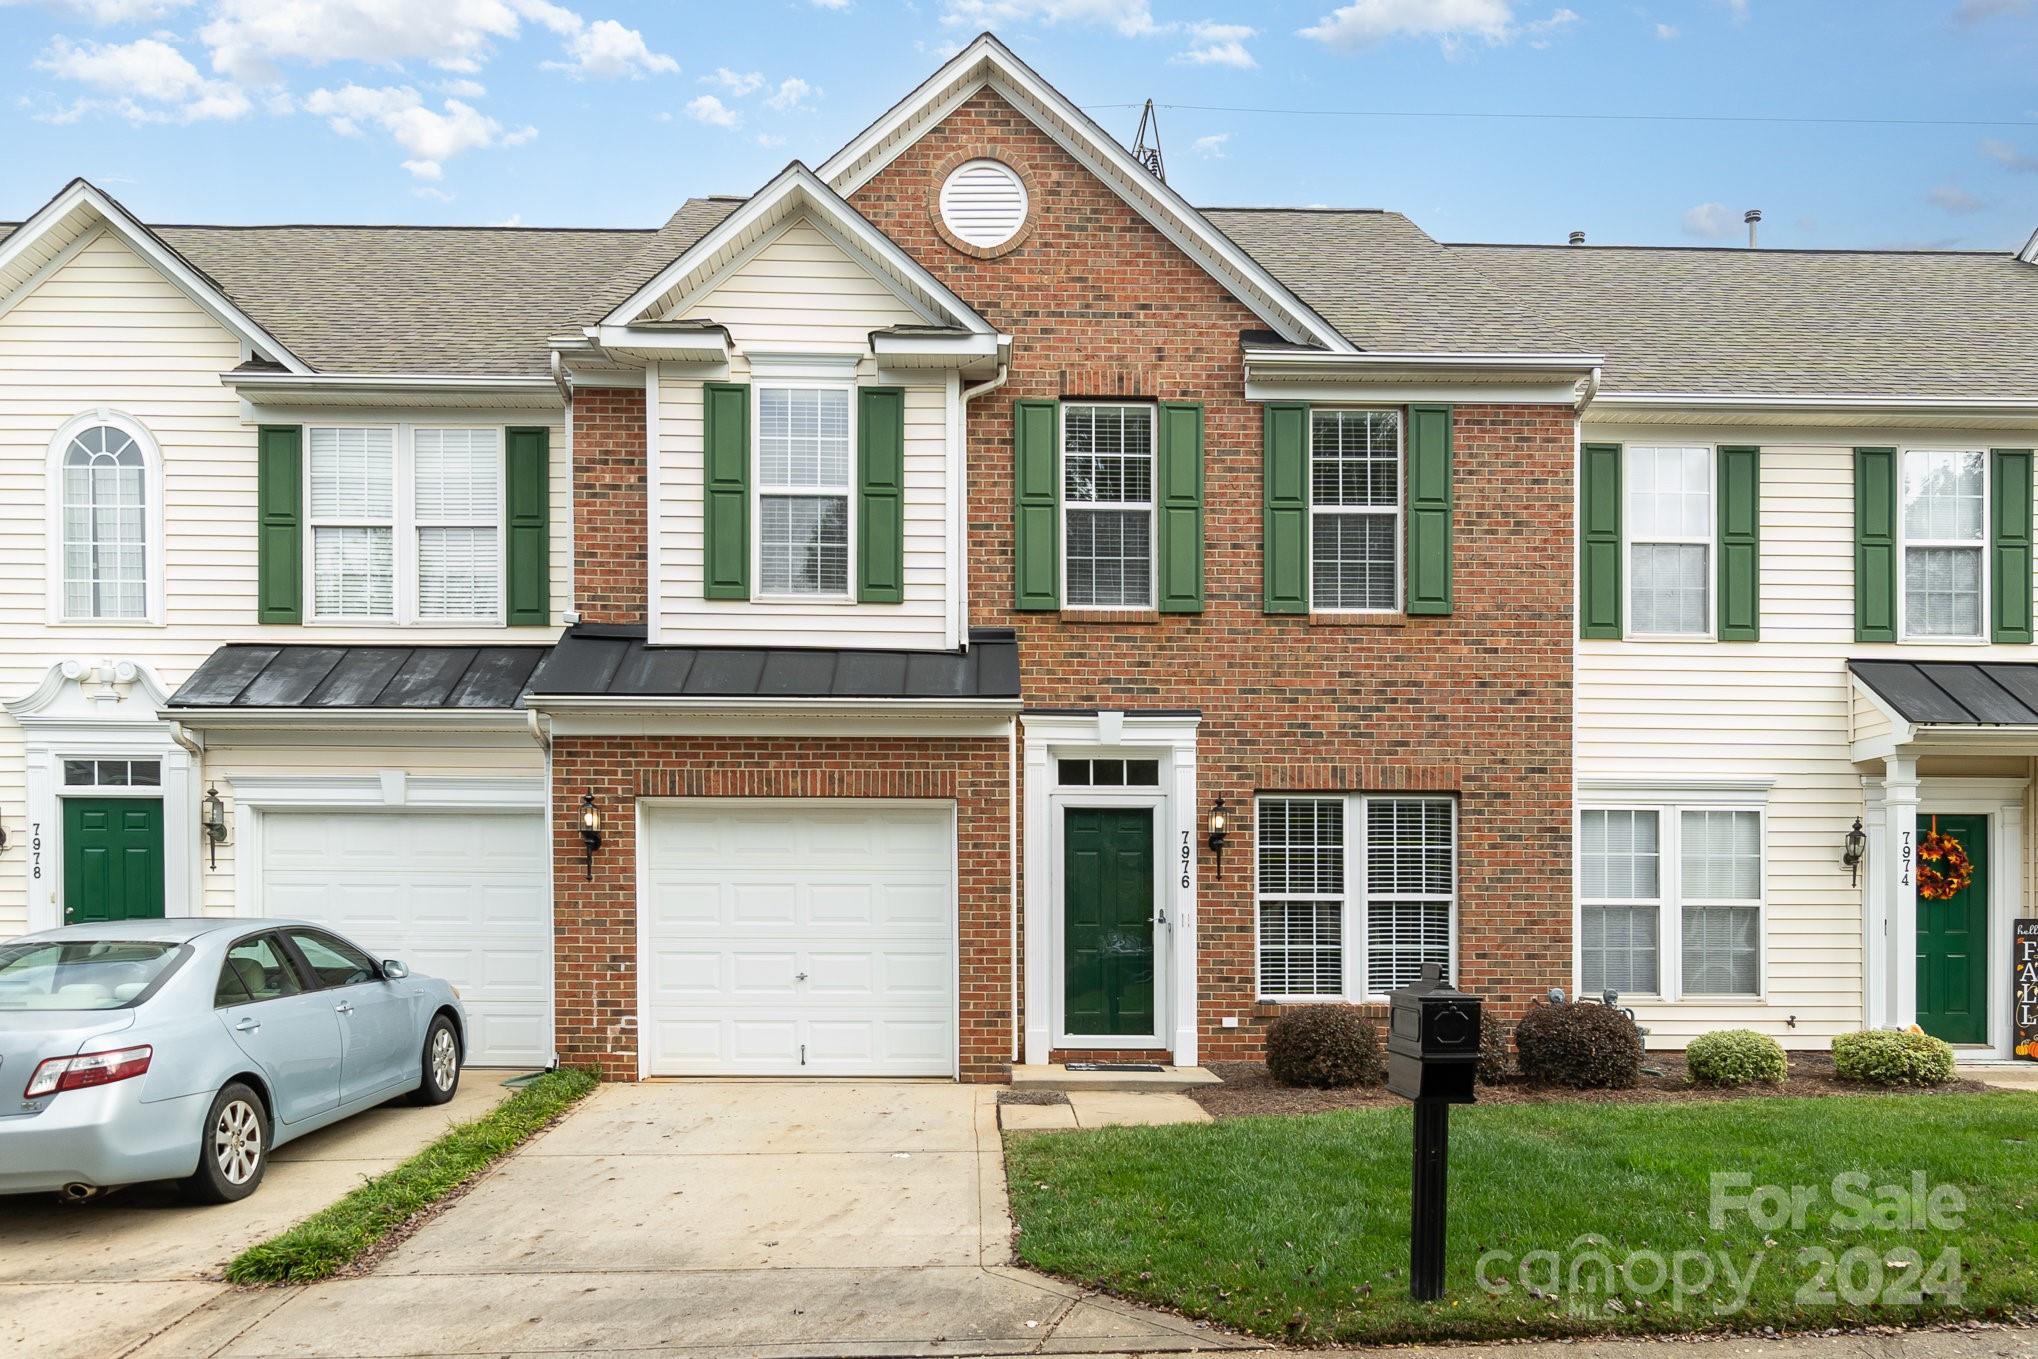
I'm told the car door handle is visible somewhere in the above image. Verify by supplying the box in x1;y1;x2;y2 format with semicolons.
334;1002;353;1016
234;1017;260;1033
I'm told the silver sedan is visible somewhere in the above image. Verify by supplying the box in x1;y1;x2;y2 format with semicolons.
0;918;465;1203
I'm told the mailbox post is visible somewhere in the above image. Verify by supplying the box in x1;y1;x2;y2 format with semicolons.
1385;963;1481;1302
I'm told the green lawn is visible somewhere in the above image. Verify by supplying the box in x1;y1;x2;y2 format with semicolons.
1004;1093;2038;1345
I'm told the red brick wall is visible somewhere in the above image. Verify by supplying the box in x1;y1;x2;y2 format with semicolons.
552;736;1013;1081
571;387;648;625
851;88;1575;1059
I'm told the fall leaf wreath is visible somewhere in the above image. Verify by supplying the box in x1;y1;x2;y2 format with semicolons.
1916;818;1974;902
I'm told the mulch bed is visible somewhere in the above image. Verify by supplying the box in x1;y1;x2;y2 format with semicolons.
1189;1052;1992;1119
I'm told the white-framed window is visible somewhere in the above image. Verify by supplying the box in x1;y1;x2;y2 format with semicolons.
306;424;505;624
1062;402;1155;608
1255;793;1456;1001
1900;447;1987;640
1579;801;1764;1000
754;384;853;599
1309;408;1400;612
1625;444;1712;637
48;411;162;623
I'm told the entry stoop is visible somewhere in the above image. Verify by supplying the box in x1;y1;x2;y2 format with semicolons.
1009;1063;1222;1092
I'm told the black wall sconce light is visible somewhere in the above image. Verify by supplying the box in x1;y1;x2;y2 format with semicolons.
1207;797;1229;875
579;790;603;881
1842;817;1867;886
202;785;229;869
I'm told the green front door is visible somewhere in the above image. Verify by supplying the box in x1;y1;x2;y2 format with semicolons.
1917;813;1989;1045
1063;807;1155;1038
63;798;165;924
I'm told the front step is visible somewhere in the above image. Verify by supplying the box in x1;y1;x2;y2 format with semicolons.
1009;1063;1222;1092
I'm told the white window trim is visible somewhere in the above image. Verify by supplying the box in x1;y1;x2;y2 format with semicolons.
1253;792;1459;1004
45;408;165;627
302;421;507;627
749;379;858;605
1621;443;1714;641
1307;407;1403;616
1576;791;1768;1004
1059;400;1158;612
1897;444;1990;644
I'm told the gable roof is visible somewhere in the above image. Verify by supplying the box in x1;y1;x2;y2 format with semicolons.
816;32;1354;354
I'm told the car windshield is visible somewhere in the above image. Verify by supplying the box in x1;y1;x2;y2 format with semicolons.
0;939;185;1011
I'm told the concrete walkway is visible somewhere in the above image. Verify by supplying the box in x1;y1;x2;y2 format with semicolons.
132;1080;1254;1358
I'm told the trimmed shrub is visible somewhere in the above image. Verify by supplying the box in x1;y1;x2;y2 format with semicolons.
1686;1029;1788;1088
1264;1004;1382;1089
1514;1002;1644;1089
1832;1030;1956;1087
1477;1011;1512;1085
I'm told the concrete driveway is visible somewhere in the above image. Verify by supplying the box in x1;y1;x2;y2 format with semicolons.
2;1075;512;1359
137;1080;1255;1358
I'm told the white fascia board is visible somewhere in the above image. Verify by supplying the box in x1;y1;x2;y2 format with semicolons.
542;709;1017;739
225;372;560;399
1245;348;1605;376
588;324;731;364
815;35;1353;355
870;331;1008;371
160;707;531;733
0;179;313;375
2020;226;2038;265
526;694;1019;715
1244;349;1600;406
1591;391;2038;417
1246;378;1588;406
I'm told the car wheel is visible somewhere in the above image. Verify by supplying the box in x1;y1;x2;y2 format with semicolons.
181;1082;268;1204
411;1015;461;1106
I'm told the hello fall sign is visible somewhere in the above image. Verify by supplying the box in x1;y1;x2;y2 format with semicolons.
2018;920;2038;1061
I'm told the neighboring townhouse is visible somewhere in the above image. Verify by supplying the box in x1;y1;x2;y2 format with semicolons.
3;33;2030;1081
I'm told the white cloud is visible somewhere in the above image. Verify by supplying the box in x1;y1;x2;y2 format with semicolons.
702;67;763;95
1300;0;1578;52
402;157;444;180
0;0;195;20
494;212;524;226
1654;21;1678;38
685;93;740;128
810;0;849;7
1681;201;1735;240
939;0;1157;38
413;184;455;202
1927;183;1985;214
1982;138;2038;172
543;16;678;79
1192;132;1230;158
755;131;786;148
1175;21;1255;67
34;34;251;122
440;77;487;98
763;76;816;111
303;83;532;169
1718;0;1749;19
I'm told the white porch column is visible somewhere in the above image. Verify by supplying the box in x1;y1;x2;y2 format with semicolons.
1886;755;1920;1030
1861;777;1889;1030
1993;794;2025;1058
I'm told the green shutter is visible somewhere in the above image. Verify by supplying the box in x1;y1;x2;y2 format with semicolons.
1579;442;1622;639
504;426;551;625
1992;448;2034;644
1405;404;1454;615
1156;402;1205;613
1854;447;1897;643
1013;398;1060;610
256;425;302;624
1716;445;1760;641
702;382;750;600
1263;402;1309;614
857;387;906;604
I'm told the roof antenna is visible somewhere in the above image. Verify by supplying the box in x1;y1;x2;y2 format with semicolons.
1745;208;1761;249
1132;99;1166;183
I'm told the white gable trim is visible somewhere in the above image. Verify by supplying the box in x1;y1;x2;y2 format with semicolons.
815;34;1355;354
601;163;996;337
0;179;312;374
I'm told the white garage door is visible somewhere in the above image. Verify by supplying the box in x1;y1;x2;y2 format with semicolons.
641;801;955;1076
257;810;550;1068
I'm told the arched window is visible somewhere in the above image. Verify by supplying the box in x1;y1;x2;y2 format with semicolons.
52;414;157;621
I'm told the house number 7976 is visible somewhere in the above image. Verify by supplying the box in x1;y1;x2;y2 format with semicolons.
1179;830;1192;890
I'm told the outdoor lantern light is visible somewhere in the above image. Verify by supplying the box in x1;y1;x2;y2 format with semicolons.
1842;817;1867;885
579;790;603;881
1207;797;1228;872
202;785;228;869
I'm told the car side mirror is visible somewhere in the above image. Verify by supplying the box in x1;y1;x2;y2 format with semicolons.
380;960;409;980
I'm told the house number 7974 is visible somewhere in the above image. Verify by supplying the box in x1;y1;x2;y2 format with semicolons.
1900;830;1912;888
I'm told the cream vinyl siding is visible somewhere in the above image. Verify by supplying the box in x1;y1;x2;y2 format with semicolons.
0;228;568;933
653;214;954;650
1579;428;2038;1048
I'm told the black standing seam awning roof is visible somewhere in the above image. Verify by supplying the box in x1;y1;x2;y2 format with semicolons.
524;624;1020;700
168;644;550;710
1850;659;2038;726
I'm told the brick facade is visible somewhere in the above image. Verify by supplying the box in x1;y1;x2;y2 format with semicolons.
571;386;648;626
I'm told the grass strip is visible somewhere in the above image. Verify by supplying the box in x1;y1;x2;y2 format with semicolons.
225;1067;599;1285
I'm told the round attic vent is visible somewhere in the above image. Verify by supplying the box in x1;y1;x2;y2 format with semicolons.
939;159;1029;249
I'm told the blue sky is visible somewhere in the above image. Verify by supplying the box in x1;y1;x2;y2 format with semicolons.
3;0;2035;251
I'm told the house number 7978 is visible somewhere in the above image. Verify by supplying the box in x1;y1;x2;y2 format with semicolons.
29;819;41;881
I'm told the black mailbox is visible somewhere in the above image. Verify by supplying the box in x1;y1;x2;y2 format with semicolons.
1386;963;1481;1104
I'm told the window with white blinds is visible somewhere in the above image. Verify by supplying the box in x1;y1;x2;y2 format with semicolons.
1900;448;1986;639
59;422;150;620
1255;793;1456;1001
1580;800;1765;1000
308;425;504;622
1309;409;1400;611
1625;445;1712;636
1063;403;1154;608
756;386;851;597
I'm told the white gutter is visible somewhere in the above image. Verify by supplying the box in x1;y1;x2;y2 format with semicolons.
524;694;1021;714
527;709;552;754
1590;390;2038;416
1574;364;1603;412
549;350;571;404
161;708;532;732
962;362;1010;404
1243;348;1605;375
168;721;204;756
224;372;563;400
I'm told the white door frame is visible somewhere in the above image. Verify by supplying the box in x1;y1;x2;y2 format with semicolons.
1021;711;1200;1067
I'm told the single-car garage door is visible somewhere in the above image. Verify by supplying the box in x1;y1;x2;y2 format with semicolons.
257;810;550;1068
641;801;955;1076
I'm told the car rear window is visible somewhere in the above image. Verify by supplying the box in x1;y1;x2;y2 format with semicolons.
0;940;186;1011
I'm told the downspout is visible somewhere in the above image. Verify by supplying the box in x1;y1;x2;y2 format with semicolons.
1008;715;1020;1066
526;709;551;754
962;360;1009;405
1573;364;1602;413
549;349;572;405
168;721;203;758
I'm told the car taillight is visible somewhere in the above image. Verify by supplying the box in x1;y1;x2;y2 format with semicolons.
23;1045;153;1099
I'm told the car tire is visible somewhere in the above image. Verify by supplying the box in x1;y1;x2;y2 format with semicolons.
181;1081;268;1204
411;1015;461;1106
